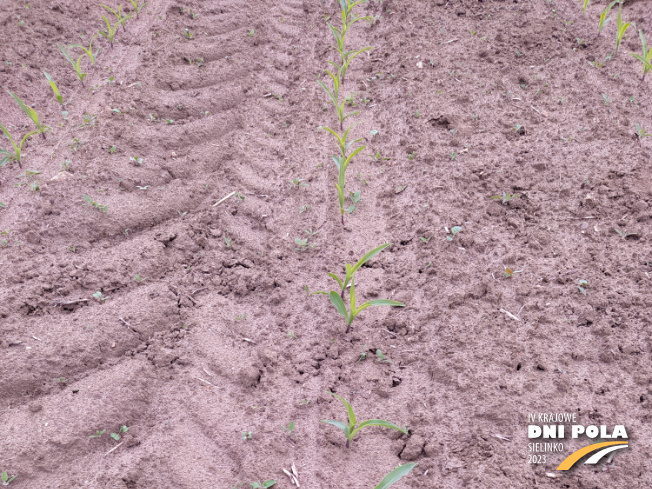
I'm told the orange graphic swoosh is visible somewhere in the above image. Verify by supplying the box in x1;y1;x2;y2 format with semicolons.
556;441;628;470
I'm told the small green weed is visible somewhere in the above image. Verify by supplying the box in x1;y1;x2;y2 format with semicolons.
251;481;275;489
635;123;650;142
446;226;462;241
491;192;519;204
110;425;128;441
578;279;588;295
83;194;108;212
242;431;253;441
90;429;106;439
2;471;17;485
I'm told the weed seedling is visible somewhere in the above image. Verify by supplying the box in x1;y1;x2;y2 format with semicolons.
6;90;50;139
615;228;638;239
92;291;109;302
601;94;611;105
357;344;368;362
58;43;87;84
110;425;128;441
491;192;519;204
407;151;416;160
43;72;63;105
83;194;108;212
635;123;650;143
184;29;194;39
90;429;106;439
134;274;146;282
321;392;407;448
614;2;630;52
375;349;390;363
224;236;233;247
631;30;652;80
242;431;253;441
446;226;462;241
578;279;588;295
346;190;361;213
373;463;417;489
251;481;276;489
290;178;308;188
129;156;143;165
2;471;17;485
283;421;295;435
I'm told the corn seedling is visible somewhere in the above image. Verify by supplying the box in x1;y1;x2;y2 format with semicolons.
83;194;108;212
6;90;50;139
631;30;652;80
129;0;147;18
69;37;101;65
43;72;63;105
98;15;125;47
322;125;365;224
635;123;651;142
2;471;17;485
100;4;131;31
614;2;630;53
58;43;87;84
322;243;391;299
0;123;39;168
373;463;417;489
580;0;590;15
323;276;404;333
597;1;617;36
321;392;407;448
326;1;373;84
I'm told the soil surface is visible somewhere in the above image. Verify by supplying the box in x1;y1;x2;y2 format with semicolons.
1;0;652;488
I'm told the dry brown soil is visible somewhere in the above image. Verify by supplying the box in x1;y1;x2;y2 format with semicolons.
1;0;652;488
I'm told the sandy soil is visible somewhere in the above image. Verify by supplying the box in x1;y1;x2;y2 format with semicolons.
1;0;652;487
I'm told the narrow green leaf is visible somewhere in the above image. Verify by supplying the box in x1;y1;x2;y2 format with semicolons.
321;419;350;436
329;291;348;320
342;145;365;173
328;392;356;429
350;277;356;312
350;419;407;439
350;243;391;276
327;273;344;289
373;463;417;489
43;71;62;104
6;89;39;126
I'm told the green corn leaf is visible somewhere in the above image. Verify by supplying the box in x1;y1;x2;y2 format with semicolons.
348;243;391;278
317;80;336;104
342;110;360;122
58;43;75;65
0;123;19;153
329;291;348;320
353;299;405;317
350;419;407;438
373;463;417;489
327;273;344;289
322;126;344;148
321;419;350;436
350;277;356;311
6;90;40;127
43;72;63;104
332;154;342;170
335;182;345;209
342;145;365;173
328;392;356;428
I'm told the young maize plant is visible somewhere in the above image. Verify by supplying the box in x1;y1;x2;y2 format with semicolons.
614;2;630;52
631;29;652;80
100;4;131;32
69;37;101;65
580;0;590;15
374;464;417;489
6;90;50;139
0;123;40;168
129;0;147;19
327;0;373;84
597;1;617;37
322;125;365;223
321;392;407;448
43;72;63;105
98;15;126;47
324;242;391;299
58;43;88;85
